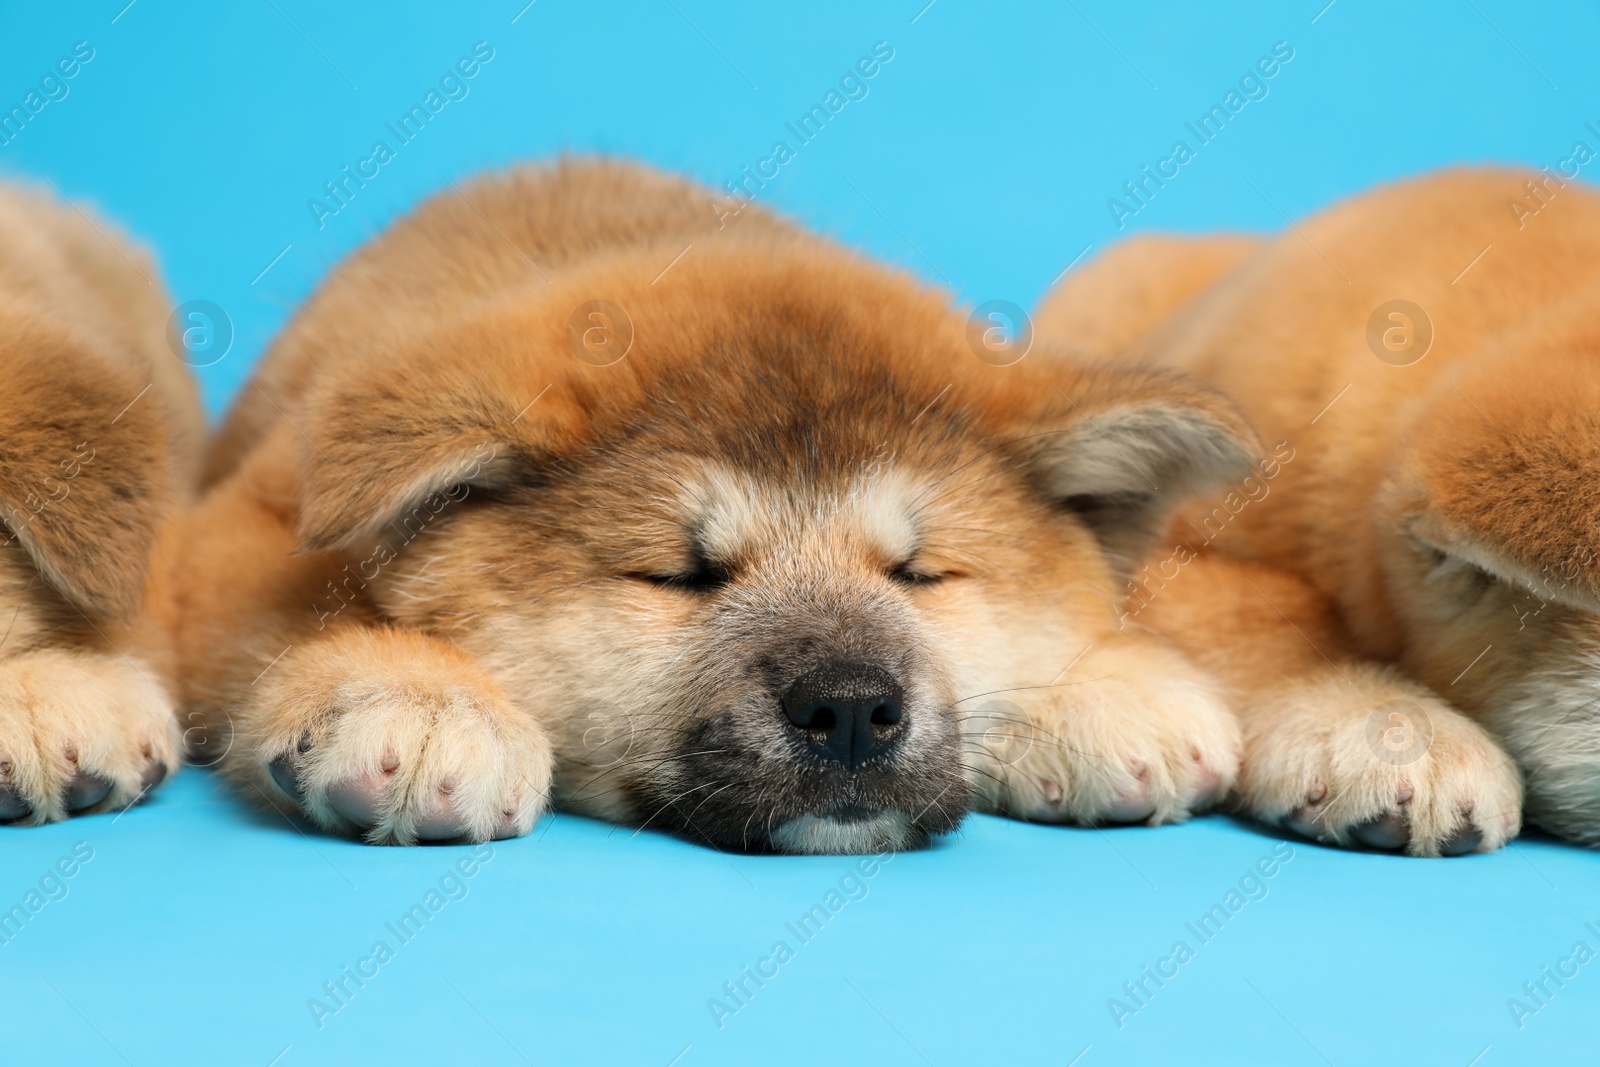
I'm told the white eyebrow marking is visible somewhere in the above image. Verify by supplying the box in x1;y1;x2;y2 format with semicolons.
848;467;920;562
682;463;766;561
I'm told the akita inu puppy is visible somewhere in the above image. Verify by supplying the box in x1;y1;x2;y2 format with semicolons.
1036;166;1600;854
179;159;1260;851
0;185;200;824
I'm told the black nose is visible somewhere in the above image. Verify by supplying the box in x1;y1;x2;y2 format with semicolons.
780;662;905;769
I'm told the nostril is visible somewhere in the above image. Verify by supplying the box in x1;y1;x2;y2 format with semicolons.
779;661;907;769
791;704;837;732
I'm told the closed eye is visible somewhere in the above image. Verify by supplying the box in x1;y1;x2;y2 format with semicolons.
629;556;733;593
887;560;945;586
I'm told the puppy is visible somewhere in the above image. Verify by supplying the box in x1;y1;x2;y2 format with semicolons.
1033;166;1600;854
0;184;200;824
179;158;1259;851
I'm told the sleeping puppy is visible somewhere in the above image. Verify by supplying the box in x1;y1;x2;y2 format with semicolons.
180;158;1260;851
1035;166;1600;854
0;184;200;824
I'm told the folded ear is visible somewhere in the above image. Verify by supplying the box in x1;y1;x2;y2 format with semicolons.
297;383;521;553
294;338;591;553
1394;353;1600;612
1010;361;1261;569
0;333;170;618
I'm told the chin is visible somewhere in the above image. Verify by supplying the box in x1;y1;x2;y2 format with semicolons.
766;810;924;855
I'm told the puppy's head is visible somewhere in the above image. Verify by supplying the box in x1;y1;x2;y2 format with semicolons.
294;242;1255;852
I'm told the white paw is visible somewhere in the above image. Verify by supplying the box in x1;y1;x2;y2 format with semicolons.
259;680;551;845
1238;667;1523;856
0;649;179;824
247;637;553;845
969;642;1240;826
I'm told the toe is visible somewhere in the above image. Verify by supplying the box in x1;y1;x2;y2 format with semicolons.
140;760;169;792
326;772;389;829
0;755;24;822
268;755;303;802
412;780;468;841
493;807;527;840
1185;747;1224;808
1350;809;1410;850
1439;804;1484;856
63;771;113;812
1438;824;1483;856
1282;780;1328;840
413;805;467;842
0;780;29;822
1102;761;1155;823
1284;805;1325;840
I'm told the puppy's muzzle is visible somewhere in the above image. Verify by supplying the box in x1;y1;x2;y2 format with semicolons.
780;661;904;770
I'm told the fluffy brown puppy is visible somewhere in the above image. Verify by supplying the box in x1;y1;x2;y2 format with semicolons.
179;158;1261;851
0;185;200;824
1034;166;1600;854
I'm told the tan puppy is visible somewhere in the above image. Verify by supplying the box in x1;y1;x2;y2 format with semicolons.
177;158;1262;850
0;185;200;824
1036;166;1600;854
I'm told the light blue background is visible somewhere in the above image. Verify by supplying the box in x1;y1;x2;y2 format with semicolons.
2;2;1598;1064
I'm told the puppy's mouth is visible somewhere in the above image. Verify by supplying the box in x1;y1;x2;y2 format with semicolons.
635;773;968;854
633;715;970;855
767;810;922;854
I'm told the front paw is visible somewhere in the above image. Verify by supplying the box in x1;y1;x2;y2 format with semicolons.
240;630;553;845
1237;666;1523;856
0;649;179;824
969;642;1240;826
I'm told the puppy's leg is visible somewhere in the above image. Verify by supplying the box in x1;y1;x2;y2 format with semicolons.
242;627;551;844
175;439;553;844
1142;550;1523;856
0;647;179;824
969;635;1241;827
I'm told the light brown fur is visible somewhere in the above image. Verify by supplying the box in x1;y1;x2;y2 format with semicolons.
175;158;1265;851
0;185;200;823
1036;166;1600;852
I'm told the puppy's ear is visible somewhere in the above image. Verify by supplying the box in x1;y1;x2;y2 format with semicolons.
294;341;587;552
296;385;519;553
1010;361;1260;568
0;335;170;618
1394;354;1600;612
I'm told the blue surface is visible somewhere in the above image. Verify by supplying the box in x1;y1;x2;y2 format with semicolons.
3;1;1600;1064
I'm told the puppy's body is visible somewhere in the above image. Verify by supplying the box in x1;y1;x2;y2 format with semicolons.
1038;167;1600;851
183;159;1259;851
0;186;198;822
